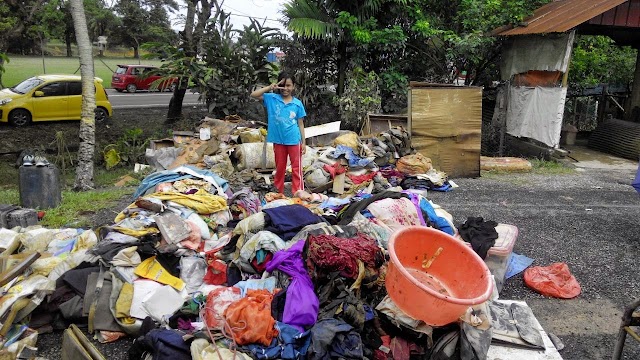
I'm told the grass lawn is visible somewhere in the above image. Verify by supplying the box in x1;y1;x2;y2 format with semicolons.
0;161;137;228
3;55;162;89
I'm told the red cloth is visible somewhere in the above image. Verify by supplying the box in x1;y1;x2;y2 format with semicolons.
203;258;227;285
348;171;377;184
379;167;405;180
307;233;382;278
274;143;303;193
251;252;274;273
323;162;347;179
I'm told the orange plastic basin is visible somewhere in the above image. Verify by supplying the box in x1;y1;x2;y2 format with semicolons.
386;226;493;326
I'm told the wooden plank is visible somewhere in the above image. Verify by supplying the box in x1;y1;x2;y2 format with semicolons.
332;173;346;194
368;114;408;134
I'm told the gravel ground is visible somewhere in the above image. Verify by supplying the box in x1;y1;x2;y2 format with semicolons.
34;165;640;359
428;168;640;360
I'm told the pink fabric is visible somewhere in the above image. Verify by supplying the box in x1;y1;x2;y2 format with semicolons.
274;143;303;193
180;220;202;250
366;197;422;231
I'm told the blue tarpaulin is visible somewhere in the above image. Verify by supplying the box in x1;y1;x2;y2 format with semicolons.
506;253;534;279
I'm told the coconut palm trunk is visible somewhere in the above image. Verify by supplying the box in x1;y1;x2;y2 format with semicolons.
69;0;96;190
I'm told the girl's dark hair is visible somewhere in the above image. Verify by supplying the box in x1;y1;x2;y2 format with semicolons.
277;71;295;85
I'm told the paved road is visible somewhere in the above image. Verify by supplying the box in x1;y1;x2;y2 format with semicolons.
106;89;202;109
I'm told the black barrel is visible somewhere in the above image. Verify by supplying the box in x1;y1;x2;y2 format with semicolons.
19;164;62;209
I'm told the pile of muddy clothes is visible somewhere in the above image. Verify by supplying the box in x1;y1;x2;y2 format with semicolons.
144;116;456;195
0;116;558;360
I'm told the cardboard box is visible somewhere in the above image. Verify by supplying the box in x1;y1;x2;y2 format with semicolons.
409;83;482;177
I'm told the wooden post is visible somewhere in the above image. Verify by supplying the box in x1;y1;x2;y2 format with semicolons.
597;85;608;124
627;50;640;121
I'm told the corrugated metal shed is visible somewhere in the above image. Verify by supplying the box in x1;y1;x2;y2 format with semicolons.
493;0;628;36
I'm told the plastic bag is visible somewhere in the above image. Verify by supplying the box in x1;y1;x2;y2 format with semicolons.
223;289;278;346
180;256;207;293
203;257;227;285
204;286;242;330
524;262;581;299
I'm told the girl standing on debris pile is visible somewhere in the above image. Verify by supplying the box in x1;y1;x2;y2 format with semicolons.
251;72;307;194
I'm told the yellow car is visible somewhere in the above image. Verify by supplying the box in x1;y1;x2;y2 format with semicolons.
0;75;113;126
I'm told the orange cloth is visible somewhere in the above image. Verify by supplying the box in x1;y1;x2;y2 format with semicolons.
223;289;278;346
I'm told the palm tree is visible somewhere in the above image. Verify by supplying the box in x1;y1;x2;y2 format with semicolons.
282;0;385;95
69;0;96;190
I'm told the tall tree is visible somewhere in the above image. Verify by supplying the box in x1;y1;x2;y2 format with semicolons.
69;0;97;190
0;0;45;87
282;0;387;95
165;0;211;123
114;0;177;58
114;0;148;58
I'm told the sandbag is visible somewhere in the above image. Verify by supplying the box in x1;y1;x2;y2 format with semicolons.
333;132;359;150
523;262;581;299
396;153;432;175
305;168;330;189
234;143;276;170
239;128;265;143
201;117;238;137
204;154;235;178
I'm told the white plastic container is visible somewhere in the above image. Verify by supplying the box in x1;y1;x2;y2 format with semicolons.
459;224;518;293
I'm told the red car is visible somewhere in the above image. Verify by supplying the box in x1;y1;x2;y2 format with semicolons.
111;65;177;93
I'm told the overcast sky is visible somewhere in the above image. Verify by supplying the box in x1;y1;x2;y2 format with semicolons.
171;0;289;32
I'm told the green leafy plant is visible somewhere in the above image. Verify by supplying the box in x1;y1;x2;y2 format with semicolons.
569;35;637;90
197;11;282;119
102;128;148;169
379;68;408;113
336;67;382;132
278;37;337;112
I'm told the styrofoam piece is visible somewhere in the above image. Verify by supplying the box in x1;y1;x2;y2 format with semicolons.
305;121;341;139
142;285;185;322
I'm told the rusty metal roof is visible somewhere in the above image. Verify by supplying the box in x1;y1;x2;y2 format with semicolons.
492;0;629;36
588;0;640;28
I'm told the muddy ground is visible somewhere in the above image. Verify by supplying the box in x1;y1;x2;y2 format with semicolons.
0;106;209;157
2;107;639;359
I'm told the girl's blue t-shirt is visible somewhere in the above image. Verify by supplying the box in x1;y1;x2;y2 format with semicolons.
263;93;307;145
